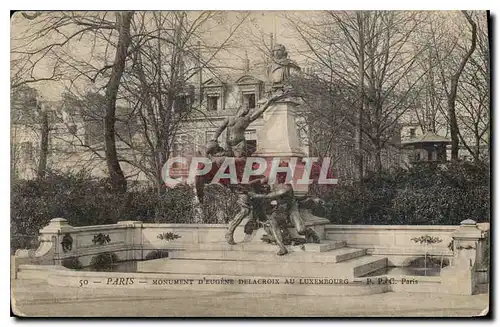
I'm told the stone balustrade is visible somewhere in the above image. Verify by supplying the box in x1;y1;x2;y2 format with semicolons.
14;217;489;294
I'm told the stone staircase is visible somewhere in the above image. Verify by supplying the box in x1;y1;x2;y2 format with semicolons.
137;240;390;296
14;236;392;296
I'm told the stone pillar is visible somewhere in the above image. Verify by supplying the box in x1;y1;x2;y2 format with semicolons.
40;218;75;262
14;218;74;277
441;219;486;295
117;220;143;261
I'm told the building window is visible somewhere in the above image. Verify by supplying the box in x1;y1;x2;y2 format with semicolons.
243;93;256;109
409;128;416;138
410;150;420;163
174;95;190;113
84;121;104;147
172;142;180;157
207;96;219;111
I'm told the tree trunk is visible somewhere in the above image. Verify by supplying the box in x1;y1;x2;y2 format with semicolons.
104;11;134;193
37;111;49;179
447;95;460;161
374;142;382;172
355;12;365;183
447;11;477;161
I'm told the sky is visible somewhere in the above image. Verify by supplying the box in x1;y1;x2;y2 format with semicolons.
10;11;311;102
10;10;488;103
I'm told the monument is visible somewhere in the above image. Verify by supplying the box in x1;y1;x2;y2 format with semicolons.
199;44;330;255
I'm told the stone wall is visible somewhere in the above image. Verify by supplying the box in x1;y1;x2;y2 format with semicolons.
325;225;456;266
14;218;490;279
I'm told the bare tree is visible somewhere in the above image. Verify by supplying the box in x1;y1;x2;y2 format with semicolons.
103;11;134;193
431;11;478;161
11;11;132;191
287;11;427;176
119;12;249;192
48;12;250;192
355;11;365;181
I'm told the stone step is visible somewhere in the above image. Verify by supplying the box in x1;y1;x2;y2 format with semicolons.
15;265;61;280
350;256;389;277
196;240;346;253
138;255;387;278
42;271;389;297
168;247;366;263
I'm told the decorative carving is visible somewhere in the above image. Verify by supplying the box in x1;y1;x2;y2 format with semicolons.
92;233;111;245
157;232;181;241
411;235;443;245
60;233;73;253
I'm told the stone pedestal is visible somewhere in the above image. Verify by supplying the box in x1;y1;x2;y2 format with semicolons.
441;265;476;295
14;218;73;276
252;97;330;242
254;99;309;196
253;99;305;158
300;209;330;240
450;219;484;268
441;219;486;295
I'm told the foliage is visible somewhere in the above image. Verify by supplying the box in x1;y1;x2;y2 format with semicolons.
410;235;445;275
89;252;119;272
128;185;195;223
10;161;489;253
10;172;235;252
144;250;169;260
407;256;450;268
61;257;83;270
323;161;489;225
200;184;239;224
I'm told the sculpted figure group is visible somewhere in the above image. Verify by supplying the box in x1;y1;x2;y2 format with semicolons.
197;94;319;256
194;43;320;256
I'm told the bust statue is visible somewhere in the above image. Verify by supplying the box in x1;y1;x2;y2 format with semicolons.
269;44;300;89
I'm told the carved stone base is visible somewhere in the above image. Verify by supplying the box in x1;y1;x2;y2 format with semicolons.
260;226;319;246
300;209;330;241
253;99;305;158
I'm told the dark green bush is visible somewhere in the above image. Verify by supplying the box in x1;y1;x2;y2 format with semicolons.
10;171;237;252
144;250;169;260
324;161;489;225
89;252;119;271
62;257;83;270
10;161;489;254
200;184;239;223
128;184;194;223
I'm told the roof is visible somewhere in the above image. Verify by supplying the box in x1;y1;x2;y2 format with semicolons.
401;130;452;146
201;62;269;87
